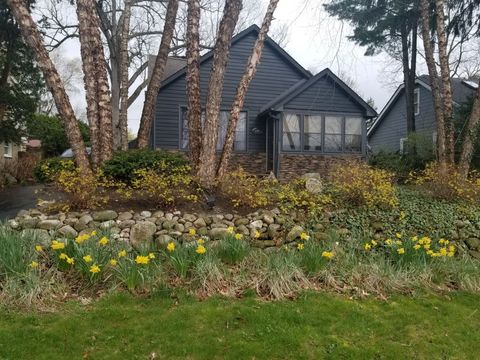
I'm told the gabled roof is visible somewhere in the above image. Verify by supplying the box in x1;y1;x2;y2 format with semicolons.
159;24;312;90
260;68;377;118
367;76;478;137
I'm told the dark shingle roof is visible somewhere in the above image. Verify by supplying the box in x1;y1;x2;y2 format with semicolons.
417;74;477;105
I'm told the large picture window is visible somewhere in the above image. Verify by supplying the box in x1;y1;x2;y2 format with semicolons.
181;108;247;151
281;113;364;154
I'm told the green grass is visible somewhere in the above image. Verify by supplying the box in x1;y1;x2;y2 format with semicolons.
1;291;479;359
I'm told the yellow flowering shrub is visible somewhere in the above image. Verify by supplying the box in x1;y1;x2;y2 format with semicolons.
330;160;398;208
132;161;198;206
276;178;333;214
410;162;480;203
218;167;273;208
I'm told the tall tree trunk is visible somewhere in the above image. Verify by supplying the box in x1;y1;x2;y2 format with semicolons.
217;0;280;177
435;0;455;163
401;22;415;135
458;86;480;176
111;57;121;150
119;0;132;151
7;0;91;172
420;0;448;170
77;0;113;165
137;0;180;149
185;0;203;169
197;0;243;188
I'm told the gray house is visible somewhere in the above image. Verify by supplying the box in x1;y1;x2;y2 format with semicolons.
152;25;377;179
368;75;478;153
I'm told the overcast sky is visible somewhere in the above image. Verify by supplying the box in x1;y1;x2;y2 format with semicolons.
40;0;407;133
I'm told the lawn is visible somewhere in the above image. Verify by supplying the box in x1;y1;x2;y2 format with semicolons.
1;291;479;359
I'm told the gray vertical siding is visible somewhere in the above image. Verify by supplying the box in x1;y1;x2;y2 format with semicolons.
369;86;436;152
153;32;308;152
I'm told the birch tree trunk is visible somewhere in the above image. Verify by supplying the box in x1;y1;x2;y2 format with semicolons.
420;0;448;170
197;0;243;188
137;0;180;149
185;0;203;169
7;0;91;173
458;86;480;176
217;0;280;177
435;0;455;163
119;0;132;151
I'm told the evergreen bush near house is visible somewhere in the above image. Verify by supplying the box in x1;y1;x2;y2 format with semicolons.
101;149;190;183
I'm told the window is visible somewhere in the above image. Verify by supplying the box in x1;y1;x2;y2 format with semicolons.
180;108;247;151
324;116;343;152
345;117;363;152
414;88;420;115
282;114;301;151
304;115;322;151
3;143;12;158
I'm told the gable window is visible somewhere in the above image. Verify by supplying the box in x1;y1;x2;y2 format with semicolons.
3;143;12;158
303;115;322;151
180;108;247;151
414;88;420;115
282;114;301;151
324;115;343;152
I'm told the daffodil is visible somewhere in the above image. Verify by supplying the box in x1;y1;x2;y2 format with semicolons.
75;234;90;244
188;228;196;236
413;244;421;250
29;261;39;268
83;255;93;263
371;240;378;246
297;243;304;250
395;233;402;239
385;239;392;245
148;252;156;259
66;257;74;265
227;226;234;234
59;253;68;260
91;230;97;236
395;240;402;245
109;259;117;266
135;255;150;265
235;233;243;240
89;264;101;274
300;232;310;241
439;247;448;257
364;243;372;251
196;245;206;255
411;236;418;242
397;248;405;255
167;242;175;252
35;245;43;252
322;251;334;259
254;230;261;239
197;238;205;245
98;237;109;246
118;249;127;258
51;240;65;250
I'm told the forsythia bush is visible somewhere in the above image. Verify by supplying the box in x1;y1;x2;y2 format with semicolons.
217;167;272;208
410;162;480;203
132;161;198;206
34;158;76;183
276;178;333;214
330;161;398;208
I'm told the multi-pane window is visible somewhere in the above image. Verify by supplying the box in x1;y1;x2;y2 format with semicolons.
180;108;247;151
281;113;364;153
282;114;301;151
304;115;322;151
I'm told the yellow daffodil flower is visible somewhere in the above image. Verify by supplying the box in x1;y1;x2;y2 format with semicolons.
35;245;43;252
254;230;261;239
188;228;196;236
385;239;392;245
135;255;150;265
29;261;39;268
75;234;90;244
167;242;175;252
66;257;74;265
109;259;117;266
297;243;304;250
300;232;310;241
235;233;243;240
59;253;68;260
83;255;93;263
396;233;402;239
196;245;206;255
118;250;127;258
227;226;234;234
413;244;421;250
364;243;372;251
98;237;109;246
89;264;101;274
397;248;405;255
148;252;156;259
51;240;65;250
322;251;334;259
197;238;205;245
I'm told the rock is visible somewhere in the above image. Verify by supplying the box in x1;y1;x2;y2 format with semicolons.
155;234;174;247
92;210;118;221
37;219;61;230
235;218;249;226
22;229;50;244
130;221;157;247
169;231;183;237
262;213;275;225
465;237;480;251
118;220;136;229
301;172;321;180
237;224;249;235
194;217;207;228
469;250;480;260
58;225;78;237
338;228;350;236
174;223;185;232
153;210;164;218
7;219;20;229
224;214;234;221
17;209;29;218
183;213;197;222
274;216;286;225
74;220;88;232
118;212;133;221
63;218;78;227
21;217;39;229
140;211;152;218
100;220;116;229
268;223;281;238
209;227;229;239
211;223;227;229
165;213;174;221
162;220;177;230
78;214;93;224
305;177;323;194
286;225;304;242
249;220;263;229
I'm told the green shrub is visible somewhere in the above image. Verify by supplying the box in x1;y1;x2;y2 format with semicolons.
34;157;75;183
102;150;189;183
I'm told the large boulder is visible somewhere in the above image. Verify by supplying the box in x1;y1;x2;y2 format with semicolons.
58;225;78;237
92;210;118;222
130;221;156;247
286;225;304;243
37;219;61;230
209;227;229;239
305;177;323;194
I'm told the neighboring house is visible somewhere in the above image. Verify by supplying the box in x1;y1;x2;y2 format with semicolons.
368;75;478;153
0;141;21;167
152;25;377;179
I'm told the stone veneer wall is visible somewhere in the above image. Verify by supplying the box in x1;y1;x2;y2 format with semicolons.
278;154;364;181
218;152;267;175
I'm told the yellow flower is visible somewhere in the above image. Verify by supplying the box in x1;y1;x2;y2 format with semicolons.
118;250;127;258
424;244;431;250
98;237;109;246
29;261;39;268
59;253;68;260
83;255;93;263
235;233;243;240
322;251;334;259
399;211;406;220
411;236;418;242
395;240;402;245
196;245;206;255
51;240;65;250
397;248;405;255
426;250;434;256
35;245;43;252
297;243;305;250
167;242;175;252
448;245;456;253
413;244;421;250
91;230;97;236
89;264;101;274
66;257;74;265
396;233;402;239
364;243;372;251
135;255;150;265
188;228;196;236
371;240;377;246
439;247;448;257
254;230;261;239
75;234;90;244
385;239;392;245
148;252;156;259
300;232;310;241
109;259;117;266
227;226;234;234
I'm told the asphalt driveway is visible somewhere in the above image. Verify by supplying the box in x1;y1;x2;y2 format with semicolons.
0;185;45;221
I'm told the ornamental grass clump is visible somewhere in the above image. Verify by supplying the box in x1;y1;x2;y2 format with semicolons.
330;160;398;209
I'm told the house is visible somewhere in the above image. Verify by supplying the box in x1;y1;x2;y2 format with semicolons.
0;141;21;168
368;75;478;153
152;25;377;179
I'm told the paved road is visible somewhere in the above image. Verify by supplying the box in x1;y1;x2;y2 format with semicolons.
0;185;44;221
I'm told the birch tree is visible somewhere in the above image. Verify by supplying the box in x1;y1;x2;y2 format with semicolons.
216;0;280;177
